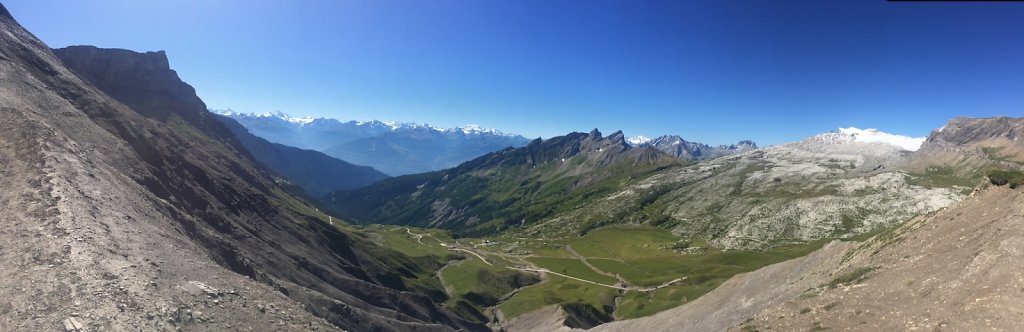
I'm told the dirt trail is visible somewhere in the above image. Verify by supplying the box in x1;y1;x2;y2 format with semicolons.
405;228;425;244
566;245;630;287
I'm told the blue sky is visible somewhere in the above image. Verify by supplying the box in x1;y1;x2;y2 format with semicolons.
5;0;1023;145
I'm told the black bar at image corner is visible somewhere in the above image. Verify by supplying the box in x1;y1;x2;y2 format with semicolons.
888;0;1024;2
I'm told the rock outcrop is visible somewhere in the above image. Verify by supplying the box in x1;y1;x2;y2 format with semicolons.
909;116;1024;171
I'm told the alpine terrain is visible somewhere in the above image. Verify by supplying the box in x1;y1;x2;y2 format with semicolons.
2;1;1022;332
590;117;1024;332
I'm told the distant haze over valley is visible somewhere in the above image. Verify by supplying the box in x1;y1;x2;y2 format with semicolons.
214;110;532;175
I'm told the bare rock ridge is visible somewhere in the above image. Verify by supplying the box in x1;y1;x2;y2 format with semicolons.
924;116;1024;148
910;116;1024;171
0;4;481;331
52;45;236;143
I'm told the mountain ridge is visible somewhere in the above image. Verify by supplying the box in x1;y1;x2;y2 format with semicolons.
326;128;683;235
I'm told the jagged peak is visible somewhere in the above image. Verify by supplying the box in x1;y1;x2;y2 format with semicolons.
588;128;602;139
606;130;627;146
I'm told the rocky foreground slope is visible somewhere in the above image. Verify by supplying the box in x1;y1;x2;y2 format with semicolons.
0;4;481;331
733;185;1024;331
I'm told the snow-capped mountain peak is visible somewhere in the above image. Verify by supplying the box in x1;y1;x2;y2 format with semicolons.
814;127;925;151
212;109;518;137
626;136;652;146
215;109;318;125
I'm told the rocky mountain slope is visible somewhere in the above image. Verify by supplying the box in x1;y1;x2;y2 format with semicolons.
218;111;532;175
513;128;961;248
326;129;682;236
909;116;1024;173
0;5;482;331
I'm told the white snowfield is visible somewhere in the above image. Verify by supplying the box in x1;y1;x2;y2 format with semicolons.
815;127;926;151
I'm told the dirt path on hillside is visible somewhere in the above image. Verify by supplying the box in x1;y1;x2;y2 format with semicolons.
566;245;631;287
449;245;681;292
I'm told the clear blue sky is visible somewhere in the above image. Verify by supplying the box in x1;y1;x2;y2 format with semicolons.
4;0;1023;145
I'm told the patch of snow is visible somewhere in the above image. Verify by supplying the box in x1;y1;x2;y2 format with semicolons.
812;127;925;151
837;127;925;151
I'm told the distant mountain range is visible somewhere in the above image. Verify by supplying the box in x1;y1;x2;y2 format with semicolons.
215;110;532;175
217;110;765;176
213;115;389;197
628;135;758;160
